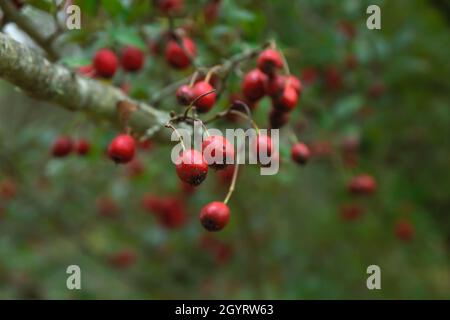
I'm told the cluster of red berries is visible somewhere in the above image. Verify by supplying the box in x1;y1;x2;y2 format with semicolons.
51;136;91;158
240;48;302;129
77;46;146;80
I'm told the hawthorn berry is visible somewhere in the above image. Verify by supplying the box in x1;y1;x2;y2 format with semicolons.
291;143;311;165
257;48;283;75
265;75;286;98
273;84;298;112
51;136;73;158
202;135;234;170
287;75;303;95
203;0;221;25
340;203;364;221
395;218;415;242
96;196;119;218
165;37;196;69
192;81;216;113
199;201;230;232
93;49;118;78
156;197;187;229
269;109;290;129
109;250;136;269
0;178;17;200
75;139;91;156
175;149;208;186
121;46;145;72
157;0;183;15
254;134;273;164
241;69;268;101
176;84;194;106
348;174;377;195
107;134;135;164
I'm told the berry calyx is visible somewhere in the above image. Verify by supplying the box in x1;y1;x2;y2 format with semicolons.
202;135;235;170
175;149;208;186
199;201;230;232
165;37;196;69
51;136;73;158
107;134;135;164
176;84;195;106
241;69;268;101
291;143;311;165
192;81;216;113
347;174;377;195
75;139;91;156
93;49;118;78
257;48;283;75
121;46;145;72
273;84;298;112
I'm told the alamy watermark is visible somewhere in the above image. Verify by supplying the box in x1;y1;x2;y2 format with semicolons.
170;121;280;175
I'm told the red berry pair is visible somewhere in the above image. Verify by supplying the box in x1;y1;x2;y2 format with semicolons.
93;46;145;79
176;81;216;113
51;137;91;158
165;36;196;69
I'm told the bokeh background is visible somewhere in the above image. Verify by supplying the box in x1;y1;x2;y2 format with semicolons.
0;0;449;299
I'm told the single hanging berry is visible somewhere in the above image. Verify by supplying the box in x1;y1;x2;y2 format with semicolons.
108;134;136;164
199;201;230;232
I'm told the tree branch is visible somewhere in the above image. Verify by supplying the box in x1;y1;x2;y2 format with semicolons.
0;0;59;61
0;32;170;136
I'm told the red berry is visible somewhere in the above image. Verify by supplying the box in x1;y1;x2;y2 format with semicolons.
203;0;221;25
241;69;268;101
109;250;136;269
75;139;90;156
291;143;311;165
93;49;118;78
176;149;208;186
301;67;318;85
340;203;364;221
324;65;342;90
51;136;73;158
121;46;145;72
265;75;286;98
257;49;283;75
157;0;183;15
0;178;17;200
348;174;377;195
156;197;187;229
139;139;154;151
287;75;302;95
395;218;415;242
192;81;216;113
96;196;119;218
107;134;135;164
199;201;230;232
269;109;290;129
176;85;195;106
273;85;298;112
254;134;273;164
165;37;196;69
202;135;234;170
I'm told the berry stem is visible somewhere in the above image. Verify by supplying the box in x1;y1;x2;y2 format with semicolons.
189;71;199;87
223;147;241;205
165;122;186;151
205;65;221;84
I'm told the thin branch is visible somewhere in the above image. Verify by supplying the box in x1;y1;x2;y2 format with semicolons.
0;32;170;136
0;0;59;61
